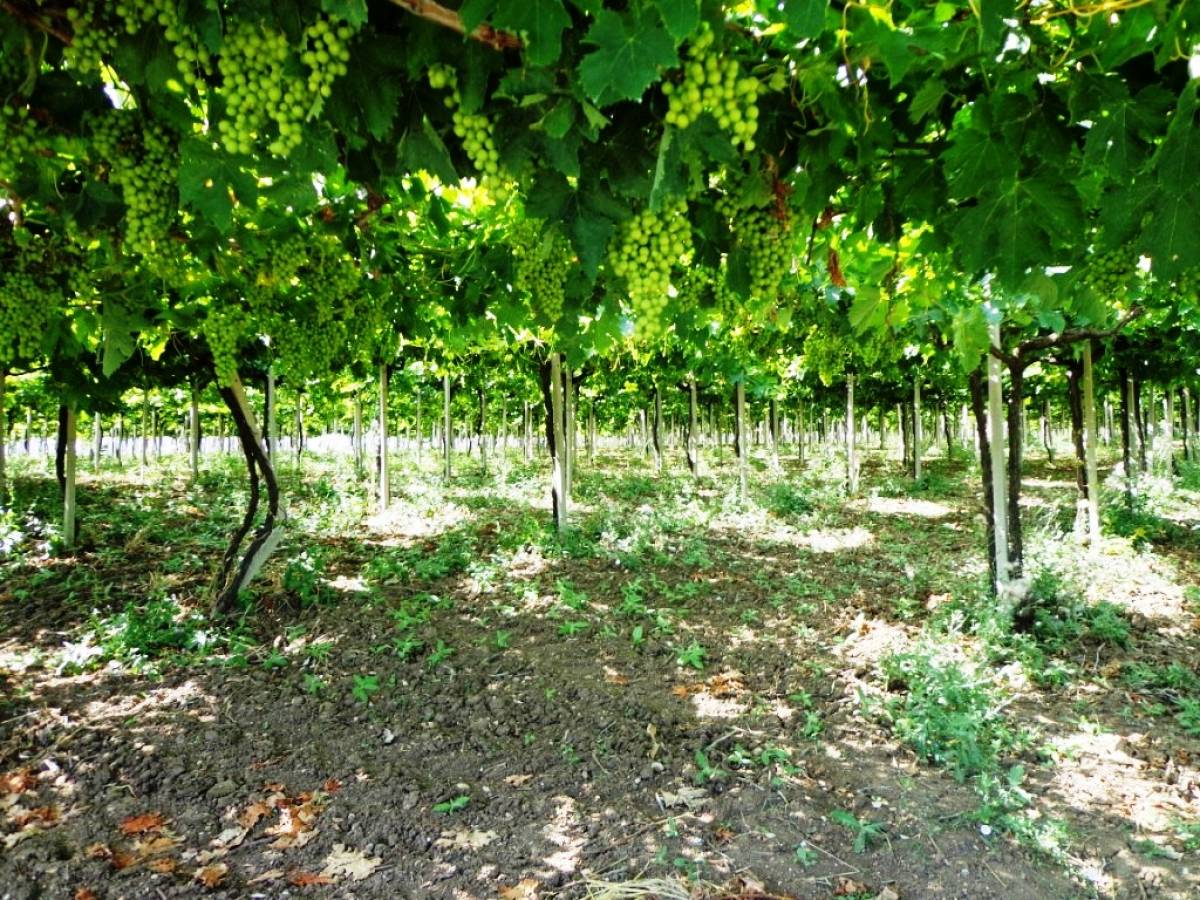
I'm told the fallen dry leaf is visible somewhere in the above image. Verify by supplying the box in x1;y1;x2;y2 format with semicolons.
247;869;285;884
657;786;708;809
211;825;248;849
84;843;112;860
499;879;541;899
433;828;497;851
147;857;177;874
603;671;629;686
73;889;98;900
110;851;137;871
1;770;38;794
134;835;178;856
834;878;869;896
321;844;381;881
237;801;271;830
503;774;534;787
11;805;60;827
323;778;342;794
194;862;229;888
877;888;901;900
289;870;336;886
118;812;165;835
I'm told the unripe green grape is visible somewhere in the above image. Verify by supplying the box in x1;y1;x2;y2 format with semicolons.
664;24;760;151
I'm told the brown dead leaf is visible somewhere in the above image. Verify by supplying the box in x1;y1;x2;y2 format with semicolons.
321;844;381;881
262;781;286;792
134;835;178;857
834;878;869;896
265;795;322;850
289;870;336;886
237;800;272;830
603;672;629;686
118;812;165;835
12;805;60;827
211;825;248;849
672;684;698;699
85;842;112;860
147;857;177;874
73;889;98;900
499;879;541;899
195;862;229;888
503;774;534;787
247;869;285;885
713;825;736;843
706;673;746;697
110;851;137;871
322;778;342;795
1;770;38;794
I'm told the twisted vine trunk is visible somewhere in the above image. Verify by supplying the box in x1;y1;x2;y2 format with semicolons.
213;375;283;615
0;371;7;508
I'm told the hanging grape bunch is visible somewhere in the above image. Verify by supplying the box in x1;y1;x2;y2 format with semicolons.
428;65;502;180
1082;249;1137;299
0;268;62;367
716;192;793;302
64;2;119;74
66;1;211;87
246;235;363;380
203;300;251;387
88;110;180;260
218;16;354;157
608;199;693;337
0;104;38;183
513;221;572;324
1174;268;1198;304
663;25;760;151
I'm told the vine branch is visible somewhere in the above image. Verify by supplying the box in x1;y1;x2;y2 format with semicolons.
989;306;1144;369
0;2;71;45
384;0;522;51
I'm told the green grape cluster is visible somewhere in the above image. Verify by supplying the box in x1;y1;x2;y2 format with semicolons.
301;18;352;101
0;104;38;183
219;17;354;157
1176;268;1199;302
608;199;693;336
89;110;179;258
513;221;572;323
64;3;119;74
676;265;735;312
428;65;502;179
0;239;66;366
1082;249;1136;298
662;25;760;150
246;235;364;380
740;207;792;300
203;301;250;387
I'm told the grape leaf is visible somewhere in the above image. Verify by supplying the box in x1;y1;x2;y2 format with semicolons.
782;0;828;39
909;80;946;122
579;9;677;107
1143;83;1200;278
654;0;700;42
848;286;888;334
494;0;570;67
941;128;1017;199
321;0;368;27
178;139;258;234
458;0;496;33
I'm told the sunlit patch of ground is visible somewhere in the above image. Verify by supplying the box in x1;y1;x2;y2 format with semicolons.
863;496;955;519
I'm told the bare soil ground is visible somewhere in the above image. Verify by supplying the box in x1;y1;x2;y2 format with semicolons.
1;447;1197;899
